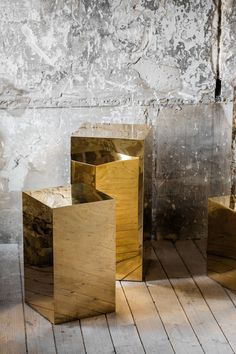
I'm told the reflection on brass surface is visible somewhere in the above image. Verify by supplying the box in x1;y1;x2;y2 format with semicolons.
72;153;141;280
207;196;236;291
71;123;150;281
23;183;115;324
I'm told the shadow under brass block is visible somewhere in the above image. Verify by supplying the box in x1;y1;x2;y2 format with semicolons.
71;123;151;281
23;183;116;324
207;196;236;291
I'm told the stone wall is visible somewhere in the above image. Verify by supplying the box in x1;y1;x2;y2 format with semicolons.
0;0;234;242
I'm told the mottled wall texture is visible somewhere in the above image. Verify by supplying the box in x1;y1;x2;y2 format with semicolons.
0;0;235;242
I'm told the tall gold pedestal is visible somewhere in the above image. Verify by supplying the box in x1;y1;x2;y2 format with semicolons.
72;152;141;280
207;196;236;291
71;123;151;281
23;183;115;324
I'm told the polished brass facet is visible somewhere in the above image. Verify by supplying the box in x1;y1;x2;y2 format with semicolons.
72;152;140;280
23;183;116;324
207;195;236;291
71;123;150;281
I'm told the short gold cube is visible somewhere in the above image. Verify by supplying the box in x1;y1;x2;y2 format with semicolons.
71;152;141;280
23;183;116;324
207;195;236;291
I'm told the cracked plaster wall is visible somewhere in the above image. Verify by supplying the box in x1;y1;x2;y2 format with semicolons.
221;1;236;204
0;0;234;242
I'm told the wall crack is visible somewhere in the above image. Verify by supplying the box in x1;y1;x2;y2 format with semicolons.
215;0;222;101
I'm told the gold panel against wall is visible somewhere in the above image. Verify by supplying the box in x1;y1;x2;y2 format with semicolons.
23;183;115;324
71;123;151;281
72;152;141;281
207;196;236;291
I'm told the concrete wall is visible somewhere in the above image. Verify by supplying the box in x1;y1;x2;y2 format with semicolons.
0;0;234;242
154;102;232;239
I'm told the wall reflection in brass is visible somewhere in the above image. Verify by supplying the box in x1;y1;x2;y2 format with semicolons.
23;183;115;324
207;195;236;291
71;123;150;281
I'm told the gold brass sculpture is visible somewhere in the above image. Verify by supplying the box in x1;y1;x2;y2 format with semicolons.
23;183;116;324
71;123;150;281
72;151;140;280
207;195;236;291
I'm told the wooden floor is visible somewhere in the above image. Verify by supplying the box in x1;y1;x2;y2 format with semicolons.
1;240;236;354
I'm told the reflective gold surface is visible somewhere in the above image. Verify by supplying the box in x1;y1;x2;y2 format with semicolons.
23;183;115;324
207;195;236;291
71;123;150;281
72;152;141;280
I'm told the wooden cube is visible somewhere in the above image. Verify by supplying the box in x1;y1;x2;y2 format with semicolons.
23;183;116;324
207;195;236;291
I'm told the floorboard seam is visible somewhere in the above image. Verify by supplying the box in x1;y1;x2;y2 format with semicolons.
105;313;116;353
120;281;147;354
145;280;176;354
151;243;205;353
174;241;235;354
18;244;28;354
193;240;236;312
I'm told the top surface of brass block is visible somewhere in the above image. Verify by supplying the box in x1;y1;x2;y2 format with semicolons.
23;183;112;209
74;150;138;166
72;122;150;140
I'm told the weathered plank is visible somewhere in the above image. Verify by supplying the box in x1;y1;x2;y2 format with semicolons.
81;314;114;354
53;321;85;354
194;239;207;259
3;241;236;354
145;244;203;354
226;289;236;307
193;237;236;319
0;244;26;354
18;243;56;354
153;240;234;354
107;282;145;354
176;239;236;352
122;281;174;353
25;304;56;354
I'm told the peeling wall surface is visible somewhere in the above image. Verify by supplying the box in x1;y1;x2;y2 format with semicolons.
0;0;234;242
220;0;236;101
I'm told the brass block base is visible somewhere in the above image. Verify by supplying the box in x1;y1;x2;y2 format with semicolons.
23;183;116;324
207;196;236;291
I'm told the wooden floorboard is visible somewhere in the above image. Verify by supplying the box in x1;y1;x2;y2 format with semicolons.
145;244;204;354
193;238;236;315
106;282;145;354
18;245;56;354
81;314;114;354
25;304;56;354
153;240;234;354
176;240;236;353
0;245;26;354
194;239;207;258
1;242;236;353
122;281;174;354
53;320;85;354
